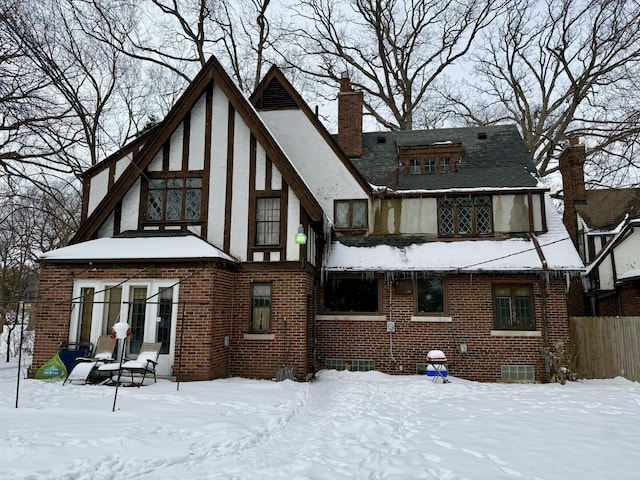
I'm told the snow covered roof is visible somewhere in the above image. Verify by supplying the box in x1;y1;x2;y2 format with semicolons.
40;235;237;264
324;196;584;273
585;217;640;277
618;268;640;282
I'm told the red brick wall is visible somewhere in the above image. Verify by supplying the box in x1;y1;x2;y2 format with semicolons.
619;284;640;315
34;262;572;383
33;262;317;382
229;269;315;380
337;90;363;157
32;262;234;381
316;273;570;382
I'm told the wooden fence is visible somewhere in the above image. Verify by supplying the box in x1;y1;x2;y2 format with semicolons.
570;316;640;383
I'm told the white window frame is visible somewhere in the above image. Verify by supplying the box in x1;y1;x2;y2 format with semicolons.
69;279;179;361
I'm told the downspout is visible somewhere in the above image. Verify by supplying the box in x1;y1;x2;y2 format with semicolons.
530;232;552;382
388;273;397;369
529;233;550;349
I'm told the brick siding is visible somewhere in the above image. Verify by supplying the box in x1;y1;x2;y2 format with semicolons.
316;273;570;382
34;263;570;383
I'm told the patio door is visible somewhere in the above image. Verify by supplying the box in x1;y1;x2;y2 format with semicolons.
70;280;178;377
124;284;176;375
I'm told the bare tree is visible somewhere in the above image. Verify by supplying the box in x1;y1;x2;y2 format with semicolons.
208;0;274;92
280;0;511;130
444;0;640;183
87;0;278;96
0;180;80;360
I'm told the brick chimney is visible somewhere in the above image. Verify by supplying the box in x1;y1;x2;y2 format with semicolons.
337;73;363;157
559;137;587;248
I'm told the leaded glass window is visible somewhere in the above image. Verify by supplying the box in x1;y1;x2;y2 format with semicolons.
334;200;368;230
438;196;493;236
146;177;202;223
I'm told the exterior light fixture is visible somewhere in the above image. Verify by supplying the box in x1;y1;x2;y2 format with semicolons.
295;224;307;245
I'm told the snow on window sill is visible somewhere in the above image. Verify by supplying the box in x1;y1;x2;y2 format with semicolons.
490;330;541;337
411;316;452;323
243;333;275;340
316;314;386;322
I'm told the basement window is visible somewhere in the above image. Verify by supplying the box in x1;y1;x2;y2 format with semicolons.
501;365;535;382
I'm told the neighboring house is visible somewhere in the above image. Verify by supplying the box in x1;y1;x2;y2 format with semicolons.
32;57;583;383
560;142;640;316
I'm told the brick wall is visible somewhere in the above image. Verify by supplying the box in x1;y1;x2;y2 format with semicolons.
32;261;234;381
559;139;587;249
619;284;640;315
337;77;363;158
229;269;315;380
34;262;572;383
33;262;318;382
594;285;640;316
316;273;570;382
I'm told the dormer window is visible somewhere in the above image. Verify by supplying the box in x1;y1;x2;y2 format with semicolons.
424;158;435;173
399;143;461;175
409;159;421;174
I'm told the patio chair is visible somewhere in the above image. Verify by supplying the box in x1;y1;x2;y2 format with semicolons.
98;342;162;387
63;335;117;385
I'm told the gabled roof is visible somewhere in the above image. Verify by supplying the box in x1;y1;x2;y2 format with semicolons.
351;124;540;191
577;188;640;231
251;66;371;194
585;217;640;277
72;57;324;244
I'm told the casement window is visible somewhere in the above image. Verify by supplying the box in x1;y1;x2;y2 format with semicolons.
438;195;492;236
255;197;281;246
146;177;202;222
251;283;272;333
335;199;368;230
493;285;534;330
70;280;177;358
323;276;378;313
416;278;445;314
439;157;451;173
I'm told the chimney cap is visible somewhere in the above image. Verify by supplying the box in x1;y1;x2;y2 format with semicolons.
341;71;349;79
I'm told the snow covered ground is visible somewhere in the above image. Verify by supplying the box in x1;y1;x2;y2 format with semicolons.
1;361;639;480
